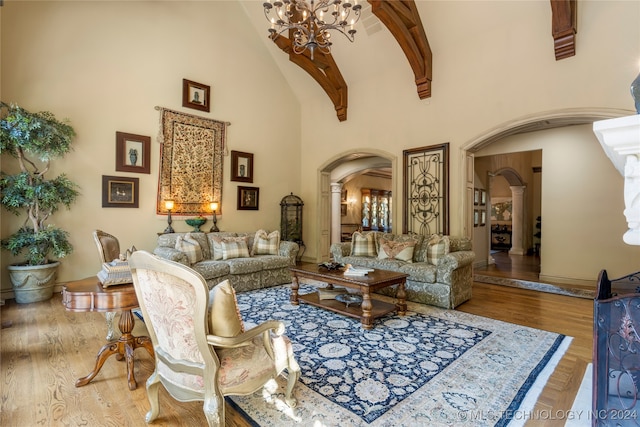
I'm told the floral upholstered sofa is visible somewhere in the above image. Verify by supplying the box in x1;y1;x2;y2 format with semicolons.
153;230;298;292
330;231;475;309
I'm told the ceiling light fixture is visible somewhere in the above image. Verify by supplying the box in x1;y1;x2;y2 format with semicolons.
264;0;362;60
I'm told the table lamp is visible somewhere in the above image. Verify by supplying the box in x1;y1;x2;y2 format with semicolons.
163;199;175;234
210;201;219;232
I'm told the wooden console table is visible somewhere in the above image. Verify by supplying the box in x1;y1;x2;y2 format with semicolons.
61;277;154;390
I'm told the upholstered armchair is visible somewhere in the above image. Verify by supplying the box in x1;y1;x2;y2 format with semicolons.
92;229;122;340
128;251;300;426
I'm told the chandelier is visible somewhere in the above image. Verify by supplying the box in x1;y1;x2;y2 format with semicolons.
264;0;362;60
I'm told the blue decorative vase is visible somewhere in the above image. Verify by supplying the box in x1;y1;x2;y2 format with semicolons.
185;217;206;232
632;71;640;114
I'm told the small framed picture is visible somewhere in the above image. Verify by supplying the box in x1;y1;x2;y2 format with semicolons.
474;188;479;206
474;209;479;227
341;203;347;216
480;210;487;226
231;150;254;183
102;175;139;208
115;131;150;174
341;189;347;202
238;186;259;210
480;190;487;206
182;79;210;112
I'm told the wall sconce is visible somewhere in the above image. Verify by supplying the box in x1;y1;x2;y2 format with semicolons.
209;201;219;232
163;199;175;234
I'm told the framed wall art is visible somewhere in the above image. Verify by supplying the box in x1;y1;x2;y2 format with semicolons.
102;175;139;208
474;188;480;206
480;190;487;206
231;150;254;183
115;131;150;174
474;209;479;227
182;79;210;112
238;186;259;210
480;210;487;226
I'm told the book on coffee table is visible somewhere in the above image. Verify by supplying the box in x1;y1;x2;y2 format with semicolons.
343;265;374;276
317;287;346;300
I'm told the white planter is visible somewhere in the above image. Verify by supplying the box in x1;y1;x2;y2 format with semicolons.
7;262;60;304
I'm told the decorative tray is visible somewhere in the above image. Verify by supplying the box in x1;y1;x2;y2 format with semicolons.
318;262;345;271
335;293;363;307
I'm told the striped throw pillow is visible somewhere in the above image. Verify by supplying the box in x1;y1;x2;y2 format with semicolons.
252;229;280;255
175;233;204;265
350;232;377;257
221;240;250;260
426;234;450;265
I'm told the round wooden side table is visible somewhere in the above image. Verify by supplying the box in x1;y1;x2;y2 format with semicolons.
61;277;154;390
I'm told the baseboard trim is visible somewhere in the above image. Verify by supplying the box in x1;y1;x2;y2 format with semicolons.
538;274;595;287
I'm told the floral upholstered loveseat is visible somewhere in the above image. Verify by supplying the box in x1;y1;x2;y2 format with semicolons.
330;231;475;309
153;230;298;292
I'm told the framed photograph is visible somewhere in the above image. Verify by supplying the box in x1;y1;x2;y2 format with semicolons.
231;150;254;183
115;131;150;174
341;203;347;216
480;210;487;226
480;190;487;206
182;79;210;112
102;175;139;208
474;188;480;205
474;209;479;227
341;189;347;203
238;186;259;210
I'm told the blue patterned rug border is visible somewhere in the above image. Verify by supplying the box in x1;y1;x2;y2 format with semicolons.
496;334;567;427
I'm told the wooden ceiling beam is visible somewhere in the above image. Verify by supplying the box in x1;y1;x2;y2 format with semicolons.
271;35;348;122
369;0;432;99
550;0;577;60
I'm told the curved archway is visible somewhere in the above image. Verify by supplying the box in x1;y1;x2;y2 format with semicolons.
316;149;396;262
465;107;632;284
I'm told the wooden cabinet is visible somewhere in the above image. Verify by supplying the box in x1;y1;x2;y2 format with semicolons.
593;269;640;426
362;189;392;232
491;225;512;250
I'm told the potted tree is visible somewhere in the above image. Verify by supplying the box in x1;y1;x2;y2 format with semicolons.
0;102;79;303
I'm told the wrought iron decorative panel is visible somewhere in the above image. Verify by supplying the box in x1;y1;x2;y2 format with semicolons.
403;143;449;235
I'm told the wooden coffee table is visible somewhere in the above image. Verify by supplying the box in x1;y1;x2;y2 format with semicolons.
289;263;408;329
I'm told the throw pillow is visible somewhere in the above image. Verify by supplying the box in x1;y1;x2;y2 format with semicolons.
208;279;245;337
210;235;248;260
221;240;250;260
175;233;203;265
350;232;377;257
426;234;450;266
252;229;280;255
377;238;415;262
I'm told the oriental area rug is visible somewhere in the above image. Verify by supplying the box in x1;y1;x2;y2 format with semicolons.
228;284;572;427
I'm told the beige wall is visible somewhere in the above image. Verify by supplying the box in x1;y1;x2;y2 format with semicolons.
2;1;639;295
475;124;640;283
1;1;301;295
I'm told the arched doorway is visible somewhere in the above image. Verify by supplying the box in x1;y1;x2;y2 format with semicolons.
464;107;629;284
316;150;395;262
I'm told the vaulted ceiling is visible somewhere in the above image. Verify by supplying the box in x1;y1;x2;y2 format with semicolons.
269;0;577;122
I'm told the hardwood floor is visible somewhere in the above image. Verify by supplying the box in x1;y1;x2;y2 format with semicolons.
1;275;593;426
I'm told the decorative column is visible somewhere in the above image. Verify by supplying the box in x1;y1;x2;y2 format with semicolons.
330;183;343;245
593;115;640;245
509;186;526;255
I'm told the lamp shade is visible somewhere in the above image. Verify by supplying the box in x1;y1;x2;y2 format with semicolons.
164;200;174;210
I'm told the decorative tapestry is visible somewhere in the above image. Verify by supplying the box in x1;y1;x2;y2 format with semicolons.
156;107;227;216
